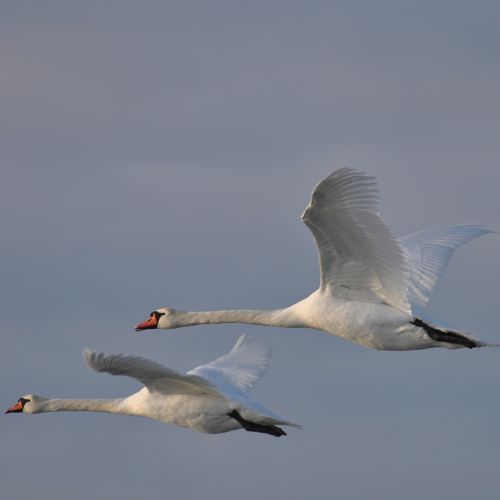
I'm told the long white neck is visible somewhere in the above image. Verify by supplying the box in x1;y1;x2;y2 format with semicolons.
171;307;304;329
35;398;126;414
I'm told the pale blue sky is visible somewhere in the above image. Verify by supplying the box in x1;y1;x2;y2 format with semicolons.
2;2;500;499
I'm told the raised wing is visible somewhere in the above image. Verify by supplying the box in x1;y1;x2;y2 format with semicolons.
187;334;271;395
398;224;494;310
84;350;221;397
302;168;411;314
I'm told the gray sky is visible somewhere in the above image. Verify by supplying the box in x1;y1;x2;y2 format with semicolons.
2;2;500;499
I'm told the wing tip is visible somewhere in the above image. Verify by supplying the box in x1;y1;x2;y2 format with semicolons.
231;333;248;351
83;348;97;371
322;167;377;187
444;223;497;236
467;223;497;237
231;333;272;357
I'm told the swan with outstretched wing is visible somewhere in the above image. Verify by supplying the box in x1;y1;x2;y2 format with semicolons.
5;335;299;437
136;169;496;351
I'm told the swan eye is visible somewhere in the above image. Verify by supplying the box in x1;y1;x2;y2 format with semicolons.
19;397;30;405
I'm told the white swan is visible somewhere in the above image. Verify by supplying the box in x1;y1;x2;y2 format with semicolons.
5;335;300;437
136;168;496;351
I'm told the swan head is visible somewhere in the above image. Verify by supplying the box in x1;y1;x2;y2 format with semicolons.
135;307;179;331
5;394;47;414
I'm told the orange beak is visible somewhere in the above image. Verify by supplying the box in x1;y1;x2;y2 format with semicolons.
135;314;158;332
5;401;24;414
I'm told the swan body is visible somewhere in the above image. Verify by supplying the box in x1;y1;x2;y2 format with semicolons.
136;169;496;351
5;335;300;437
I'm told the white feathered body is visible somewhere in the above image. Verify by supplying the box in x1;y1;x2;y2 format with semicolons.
291;290;433;350
114;388;236;433
115;387;291;434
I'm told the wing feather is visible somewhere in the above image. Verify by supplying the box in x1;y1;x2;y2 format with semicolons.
398;224;494;310
302;168;411;314
83;350;221;397
187;334;271;395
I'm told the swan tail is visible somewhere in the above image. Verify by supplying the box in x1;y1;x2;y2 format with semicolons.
411;318;497;349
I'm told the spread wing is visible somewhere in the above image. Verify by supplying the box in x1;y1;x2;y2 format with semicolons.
84;350;221;397
302;168;411;314
398;224;494;311
187;334;271;396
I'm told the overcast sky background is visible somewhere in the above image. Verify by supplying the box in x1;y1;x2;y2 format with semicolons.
2;2;500;499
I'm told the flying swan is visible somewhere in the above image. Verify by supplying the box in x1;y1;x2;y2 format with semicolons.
5;335;300;437
136;168;495;351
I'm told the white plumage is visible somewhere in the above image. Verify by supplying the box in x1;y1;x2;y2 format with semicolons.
302;169;411;314
399;224;492;313
137;168;496;351
187;334;272;395
5;335;299;437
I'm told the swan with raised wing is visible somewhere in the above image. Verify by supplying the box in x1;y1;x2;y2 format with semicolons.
136;169;496;351
5;335;299;437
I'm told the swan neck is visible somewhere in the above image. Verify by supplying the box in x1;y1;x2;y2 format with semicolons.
175;308;301;328
36;398;124;414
